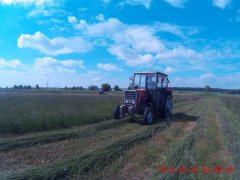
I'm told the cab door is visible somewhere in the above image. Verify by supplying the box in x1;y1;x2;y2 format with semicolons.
156;74;166;111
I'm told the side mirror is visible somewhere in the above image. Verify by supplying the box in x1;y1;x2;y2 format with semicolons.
134;85;138;89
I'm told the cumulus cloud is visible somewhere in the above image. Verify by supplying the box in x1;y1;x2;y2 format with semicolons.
97;63;123;71
0;0;60;7
108;45;154;67
200;73;215;79
34;57;84;72
0;58;23;68
164;0;187;8
212;0;231;9
96;14;105;22
0;0;42;5
156;46;204;60
119;0;153;9
68;16;77;24
68;17;202;67
17;31;92;56
165;67;176;73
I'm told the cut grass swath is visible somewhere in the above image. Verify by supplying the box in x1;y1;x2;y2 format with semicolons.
2;124;168;180
0;119;127;152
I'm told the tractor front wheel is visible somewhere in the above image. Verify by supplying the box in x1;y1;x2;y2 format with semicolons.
143;107;154;125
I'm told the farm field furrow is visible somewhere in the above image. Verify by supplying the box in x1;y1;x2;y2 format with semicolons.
0;94;200;179
215;97;240;179
77;96;206;180
0;94;201;152
0;92;238;180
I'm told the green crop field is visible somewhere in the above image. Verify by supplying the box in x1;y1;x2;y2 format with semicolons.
0;90;239;180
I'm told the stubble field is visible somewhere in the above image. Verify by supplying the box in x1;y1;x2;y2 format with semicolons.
0;89;239;180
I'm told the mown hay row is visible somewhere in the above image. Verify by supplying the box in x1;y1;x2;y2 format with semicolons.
0;119;127;152
2;124;169;180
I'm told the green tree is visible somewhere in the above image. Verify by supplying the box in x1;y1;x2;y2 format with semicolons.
36;84;40;89
114;85;120;91
18;85;23;89
101;83;111;92
88;85;99;90
204;85;211;92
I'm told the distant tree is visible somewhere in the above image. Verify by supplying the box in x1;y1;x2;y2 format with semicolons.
102;83;111;92
27;85;32;89
114;85;121;91
65;86;68;90
79;86;84;90
13;85;18;89
204;85;211;92
18;85;23;89
88;85;99;90
36;84;40;89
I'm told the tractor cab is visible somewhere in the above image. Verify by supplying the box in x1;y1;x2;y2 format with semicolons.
114;72;173;125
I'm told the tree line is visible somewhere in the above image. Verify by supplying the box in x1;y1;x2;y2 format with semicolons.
8;83;122;92
174;86;240;94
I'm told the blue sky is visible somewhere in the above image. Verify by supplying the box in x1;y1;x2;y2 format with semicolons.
0;0;239;89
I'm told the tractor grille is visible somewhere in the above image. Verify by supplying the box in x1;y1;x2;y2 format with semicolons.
124;91;136;107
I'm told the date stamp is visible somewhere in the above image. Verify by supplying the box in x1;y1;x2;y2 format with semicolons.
158;165;234;174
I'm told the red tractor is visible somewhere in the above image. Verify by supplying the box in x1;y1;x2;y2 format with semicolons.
114;72;173;124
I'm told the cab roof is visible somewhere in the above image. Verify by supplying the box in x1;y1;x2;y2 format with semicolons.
134;72;168;76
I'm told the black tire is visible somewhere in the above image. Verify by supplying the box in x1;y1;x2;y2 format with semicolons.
143;107;154;125
163;95;173;118
114;105;121;119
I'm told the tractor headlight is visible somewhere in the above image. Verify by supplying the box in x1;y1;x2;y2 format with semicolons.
125;99;128;104
132;99;135;104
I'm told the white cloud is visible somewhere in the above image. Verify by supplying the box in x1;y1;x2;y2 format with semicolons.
108;45;154;67
67;16;77;24
156;46;204;60
34;57;84;72
28;8;50;17
200;73;215;79
17;31;92;56
165;67;176;73
212;0;231;9
154;22;199;38
61;60;84;68
0;58;23;68
69;17;204;67
173;77;183;82
0;0;59;7
96;14;105;22
97;63;123;71
120;0;153;9
164;0;187;8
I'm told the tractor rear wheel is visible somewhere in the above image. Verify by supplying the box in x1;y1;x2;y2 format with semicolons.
163;95;172;118
143;107;154;125
114;105;121;119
